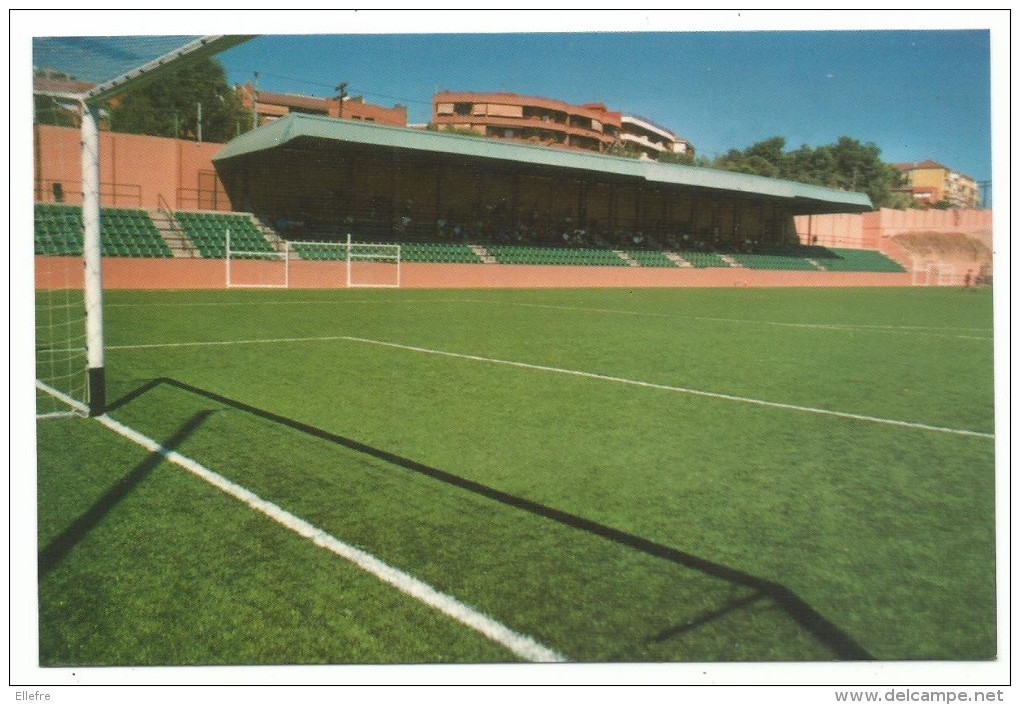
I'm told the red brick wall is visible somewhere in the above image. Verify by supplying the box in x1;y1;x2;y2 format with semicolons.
36;256;911;291
796;208;992;263
33;125;230;211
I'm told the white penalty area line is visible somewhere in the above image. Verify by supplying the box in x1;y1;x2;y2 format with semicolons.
106;335;994;440
88;412;566;664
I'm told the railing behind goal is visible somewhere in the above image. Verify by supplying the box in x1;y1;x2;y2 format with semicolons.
226;228;290;288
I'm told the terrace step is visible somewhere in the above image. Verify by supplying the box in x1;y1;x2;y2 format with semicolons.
149;209;197;258
614;250;641;266
663;251;693;267
718;254;743;268
470;244;497;263
251;215;287;252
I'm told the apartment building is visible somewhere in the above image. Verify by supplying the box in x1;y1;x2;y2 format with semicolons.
237;84;407;127
892;160;980;209
432;91;622;153
619;114;694;160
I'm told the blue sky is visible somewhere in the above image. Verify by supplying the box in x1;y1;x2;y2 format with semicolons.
213;25;993;183
17;10;1000;185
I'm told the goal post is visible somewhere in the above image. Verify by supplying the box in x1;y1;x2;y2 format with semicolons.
287;235;401;288
226;228;291;288
36;101;102;419
911;259;956;287
345;234;401;289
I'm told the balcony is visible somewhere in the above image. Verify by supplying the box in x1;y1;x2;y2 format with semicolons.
434;113;616;148
619;132;668;153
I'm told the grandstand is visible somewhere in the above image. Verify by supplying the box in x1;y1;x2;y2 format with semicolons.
32;203;908;274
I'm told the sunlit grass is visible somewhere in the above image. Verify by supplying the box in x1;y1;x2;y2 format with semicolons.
38;286;996;664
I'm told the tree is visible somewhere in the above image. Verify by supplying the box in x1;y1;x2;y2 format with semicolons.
106;58;251;143
656;150;697;166
34;95;79;128
705;135;907;209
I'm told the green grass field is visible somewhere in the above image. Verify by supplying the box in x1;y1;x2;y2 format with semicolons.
35;286;996;665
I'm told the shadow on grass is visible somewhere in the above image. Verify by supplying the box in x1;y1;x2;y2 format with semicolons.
38;410;214;579
106;379;873;660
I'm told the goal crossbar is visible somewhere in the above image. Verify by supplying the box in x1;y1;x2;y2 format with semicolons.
226;229;290;288
288;236;401;288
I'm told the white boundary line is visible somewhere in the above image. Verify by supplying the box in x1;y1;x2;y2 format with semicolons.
490;301;994;338
88;412;567;664
103;297;993;337
104;335;994;439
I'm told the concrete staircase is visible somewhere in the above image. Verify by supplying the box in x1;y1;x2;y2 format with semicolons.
718;254;743;268
614;250;641;267
251;214;287;252
470;244;497;263
149;208;197;258
663;251;693;267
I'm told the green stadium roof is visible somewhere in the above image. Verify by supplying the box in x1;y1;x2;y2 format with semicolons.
214;112;873;213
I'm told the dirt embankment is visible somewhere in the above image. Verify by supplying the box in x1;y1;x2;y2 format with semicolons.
890;231;992;266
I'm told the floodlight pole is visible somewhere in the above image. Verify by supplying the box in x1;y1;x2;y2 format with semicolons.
81;100;105;416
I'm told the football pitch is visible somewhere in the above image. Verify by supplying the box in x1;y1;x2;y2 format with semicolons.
35;286;997;665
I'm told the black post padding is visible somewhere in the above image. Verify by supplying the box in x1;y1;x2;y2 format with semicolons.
88;367;106;417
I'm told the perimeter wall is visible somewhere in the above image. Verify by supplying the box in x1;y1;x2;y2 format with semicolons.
35;257;911;290
33;125;230;211
795;208;992;251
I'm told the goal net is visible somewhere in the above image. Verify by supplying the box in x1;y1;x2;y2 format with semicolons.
35;255;90;419
226;229;290;288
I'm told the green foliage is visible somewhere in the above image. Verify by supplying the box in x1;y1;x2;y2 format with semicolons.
34;95;78;128
655;150;697;166
425;123;485;138
707;135;907;209
106;58;251;143
604;141;646;159
885;191;923;210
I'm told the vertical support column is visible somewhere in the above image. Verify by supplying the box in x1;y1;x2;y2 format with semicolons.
81;102;105;416
435;165;444;236
577;179;586;228
511;172;520;232
607;182;616;233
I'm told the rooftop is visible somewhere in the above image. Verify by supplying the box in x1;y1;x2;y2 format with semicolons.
215;112;872;214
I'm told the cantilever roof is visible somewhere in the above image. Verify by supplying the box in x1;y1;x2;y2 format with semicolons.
215;112;873;213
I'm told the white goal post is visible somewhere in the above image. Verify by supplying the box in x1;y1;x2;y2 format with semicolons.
226;228;291;288
910;258;956;287
285;234;401;289
226;232;401;289
344;234;401;289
